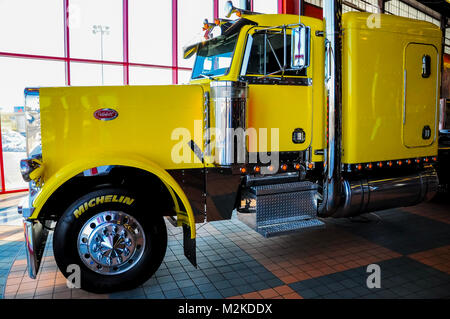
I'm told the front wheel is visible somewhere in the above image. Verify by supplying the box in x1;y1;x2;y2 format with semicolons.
53;188;167;293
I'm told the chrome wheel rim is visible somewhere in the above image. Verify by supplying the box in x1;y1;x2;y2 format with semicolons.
77;211;146;275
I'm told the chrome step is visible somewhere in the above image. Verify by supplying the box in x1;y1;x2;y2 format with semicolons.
238;181;323;237
257;218;325;238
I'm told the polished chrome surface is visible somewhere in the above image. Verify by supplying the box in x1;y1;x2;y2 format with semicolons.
24;88;41;158
320;0;343;217
238;181;322;237
77;211;146;275
245;172;300;187
340;167;439;217
439;98;449;130
23;219;49;279
256;219;325;238
210;81;248;166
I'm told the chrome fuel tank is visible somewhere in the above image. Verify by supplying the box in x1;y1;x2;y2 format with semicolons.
334;167;439;217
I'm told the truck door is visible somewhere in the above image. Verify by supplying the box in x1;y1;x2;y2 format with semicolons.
403;43;439;148
239;28;313;154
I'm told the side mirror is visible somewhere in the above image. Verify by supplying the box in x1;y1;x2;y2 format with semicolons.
224;1;236;18
291;25;311;70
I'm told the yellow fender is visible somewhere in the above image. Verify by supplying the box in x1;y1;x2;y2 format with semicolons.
30;153;196;238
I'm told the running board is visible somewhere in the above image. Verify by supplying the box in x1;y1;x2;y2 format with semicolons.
238;181;324;237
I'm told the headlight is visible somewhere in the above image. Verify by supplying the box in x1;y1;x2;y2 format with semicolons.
20;155;43;183
24;88;41;157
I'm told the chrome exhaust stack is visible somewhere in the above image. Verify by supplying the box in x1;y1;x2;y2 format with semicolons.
319;0;343;217
318;0;438;217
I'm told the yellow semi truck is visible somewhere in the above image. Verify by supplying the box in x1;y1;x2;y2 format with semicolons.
18;0;444;292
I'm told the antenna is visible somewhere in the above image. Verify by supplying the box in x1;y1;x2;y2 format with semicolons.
299;0;302;24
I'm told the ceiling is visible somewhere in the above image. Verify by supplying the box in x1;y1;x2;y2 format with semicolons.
415;0;450;19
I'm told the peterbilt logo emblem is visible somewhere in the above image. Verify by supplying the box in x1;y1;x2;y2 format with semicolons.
94;108;118;121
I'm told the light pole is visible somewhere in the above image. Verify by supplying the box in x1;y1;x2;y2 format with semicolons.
92;25;110;85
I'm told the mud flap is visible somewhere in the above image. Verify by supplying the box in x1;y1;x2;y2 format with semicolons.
183;224;197;267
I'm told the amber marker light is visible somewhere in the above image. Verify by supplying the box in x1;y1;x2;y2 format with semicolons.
406;159;411;165
294;163;301;170
307;163;314;170
254;166;261;173
268;165;274;172
387;161;393;167
356;164;362;171
397;160;403;166
214;19;220;25
415;158;421;164
240;167;247;174
432;157;437;162
366;163;373;169
377;162;383;168
281;164;288;171
424;157;429;163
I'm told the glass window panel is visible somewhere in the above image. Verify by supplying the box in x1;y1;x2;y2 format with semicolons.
0;0;64;56
245;33;306;76
0;57;65;191
69;0;123;61
178;0;214;68
253;0;278;14
70;63;123;86
129;0;172;66
0;58;66;112
129;67;172;85
178;70;192;84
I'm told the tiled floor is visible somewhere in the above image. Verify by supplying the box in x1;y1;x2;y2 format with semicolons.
0;191;449;299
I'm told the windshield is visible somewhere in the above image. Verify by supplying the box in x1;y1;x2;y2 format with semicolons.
191;33;239;79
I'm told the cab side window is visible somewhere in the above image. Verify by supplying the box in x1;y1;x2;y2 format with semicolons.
245;32;307;77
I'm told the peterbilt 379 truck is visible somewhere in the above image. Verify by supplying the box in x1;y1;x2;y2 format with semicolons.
19;0;445;293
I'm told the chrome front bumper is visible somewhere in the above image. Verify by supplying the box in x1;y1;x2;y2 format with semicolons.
19;186;51;279
23;219;50;279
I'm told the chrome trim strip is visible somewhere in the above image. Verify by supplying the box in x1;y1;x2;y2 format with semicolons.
403;69;407;125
